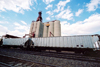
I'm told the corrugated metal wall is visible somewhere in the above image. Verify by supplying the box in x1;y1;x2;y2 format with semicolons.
3;38;28;46
32;35;99;48
3;35;100;49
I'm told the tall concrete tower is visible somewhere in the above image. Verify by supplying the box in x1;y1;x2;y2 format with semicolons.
43;23;48;37
29;11;44;38
48;21;54;37
54;20;61;36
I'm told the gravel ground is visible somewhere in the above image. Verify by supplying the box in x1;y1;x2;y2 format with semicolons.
0;55;53;67
0;48;100;67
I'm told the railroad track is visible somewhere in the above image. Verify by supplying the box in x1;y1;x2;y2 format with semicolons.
0;48;100;63
31;51;100;63
0;54;57;67
0;62;13;67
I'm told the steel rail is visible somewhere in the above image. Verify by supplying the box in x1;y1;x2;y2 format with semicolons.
0;62;14;67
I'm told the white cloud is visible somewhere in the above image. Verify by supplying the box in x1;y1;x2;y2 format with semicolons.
56;6;73;20
0;25;9;36
14;22;29;31
0;24;29;37
46;17;50;20
33;7;36;10
34;0;38;4
0;21;9;24
75;9;84;16
54;0;70;13
0;15;5;19
43;0;54;4
21;21;27;25
0;0;33;14
11;22;29;36
51;16;54;17
61;13;100;36
0;21;30;37
8;29;29;37
45;4;53;10
46;11;53;15
86;0;100;11
14;22;20;26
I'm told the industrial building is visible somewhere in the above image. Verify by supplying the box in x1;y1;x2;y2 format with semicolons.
29;20;61;38
29;11;61;38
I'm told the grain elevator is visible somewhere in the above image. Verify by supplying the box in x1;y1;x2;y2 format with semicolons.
29;12;61;38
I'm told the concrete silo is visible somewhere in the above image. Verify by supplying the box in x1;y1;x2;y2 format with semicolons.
29;12;61;38
29;20;61;38
43;23;48;37
35;21;40;37
29;21;44;38
35;21;44;37
54;20;61;36
29;21;34;34
38;21;44;37
48;21;54;37
32;22;37;33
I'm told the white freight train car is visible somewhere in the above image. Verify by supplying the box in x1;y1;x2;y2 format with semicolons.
2;38;28;47
1;35;100;53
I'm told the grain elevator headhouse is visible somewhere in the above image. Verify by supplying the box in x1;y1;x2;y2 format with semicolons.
29;12;61;38
36;11;42;22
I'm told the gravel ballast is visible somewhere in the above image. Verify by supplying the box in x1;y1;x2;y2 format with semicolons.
0;49;100;67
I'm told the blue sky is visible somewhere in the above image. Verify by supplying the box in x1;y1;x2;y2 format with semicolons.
0;0;100;37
